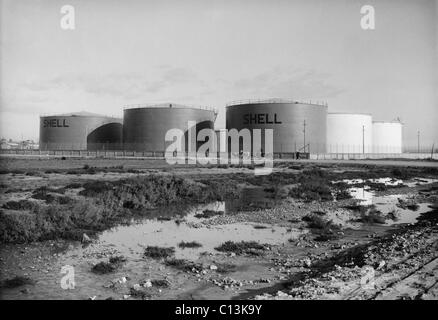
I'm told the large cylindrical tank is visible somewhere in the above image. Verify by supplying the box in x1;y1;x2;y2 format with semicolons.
123;104;217;152
225;100;327;153
372;121;403;153
39;112;123;150
326;113;373;153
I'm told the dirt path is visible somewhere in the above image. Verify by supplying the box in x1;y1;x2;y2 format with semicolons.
255;221;438;300
345;227;438;300
373;257;438;300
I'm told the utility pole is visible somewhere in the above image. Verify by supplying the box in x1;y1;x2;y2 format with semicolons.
362;125;365;154
303;120;306;153
417;131;420;154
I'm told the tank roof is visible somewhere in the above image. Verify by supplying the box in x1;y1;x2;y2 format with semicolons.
328;112;372;116
226;99;328;107
373;120;403;124
41;111;121;119
124;103;217;114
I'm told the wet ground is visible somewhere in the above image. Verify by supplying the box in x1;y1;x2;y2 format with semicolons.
0;160;437;300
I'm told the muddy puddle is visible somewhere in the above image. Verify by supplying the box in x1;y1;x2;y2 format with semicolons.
334;177;437;227
340;177;437;189
0;199;304;300
99;201;305;261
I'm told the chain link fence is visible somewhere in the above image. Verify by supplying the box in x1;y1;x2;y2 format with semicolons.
1;143;436;160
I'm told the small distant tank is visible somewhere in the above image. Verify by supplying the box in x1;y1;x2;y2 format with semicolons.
326;113;373;153
372;121;403;153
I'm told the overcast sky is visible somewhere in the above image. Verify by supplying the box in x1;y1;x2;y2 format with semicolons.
1;0;437;146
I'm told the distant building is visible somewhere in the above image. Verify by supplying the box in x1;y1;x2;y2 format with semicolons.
0;138;38;150
20;140;39;150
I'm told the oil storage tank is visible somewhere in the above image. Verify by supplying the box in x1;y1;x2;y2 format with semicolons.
123;103;217;152
225;99;327;154
372;121;403;153
39;112;123;150
326;113;373;153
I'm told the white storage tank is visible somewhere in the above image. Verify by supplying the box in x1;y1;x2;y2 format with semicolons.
326;113;373;153
372;121;403;154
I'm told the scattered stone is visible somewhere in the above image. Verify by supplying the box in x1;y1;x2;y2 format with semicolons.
377;260;386;270
82;233;92;243
133;283;142;291
212;277;243;290
104;276;128;288
303;257;312;268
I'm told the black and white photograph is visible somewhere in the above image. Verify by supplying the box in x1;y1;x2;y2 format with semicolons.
0;0;437;308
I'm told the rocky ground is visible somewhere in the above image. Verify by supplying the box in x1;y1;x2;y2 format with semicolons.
0;158;437;300
255;218;438;300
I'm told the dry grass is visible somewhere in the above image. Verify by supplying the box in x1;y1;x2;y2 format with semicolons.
144;246;175;259
178;241;203;249
214;241;267;255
